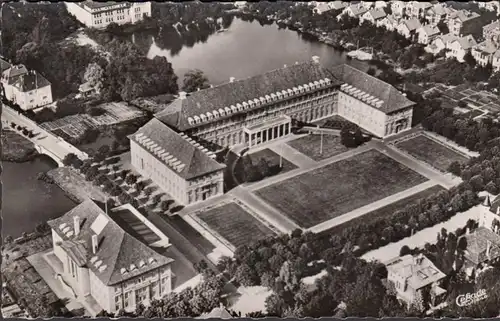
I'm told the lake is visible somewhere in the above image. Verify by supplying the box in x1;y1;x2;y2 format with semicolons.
2;156;77;238
134;18;375;86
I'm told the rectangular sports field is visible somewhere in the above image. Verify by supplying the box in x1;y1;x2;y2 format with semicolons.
395;134;469;172
196;203;275;248
318;184;446;237
255;149;427;228
287;134;350;161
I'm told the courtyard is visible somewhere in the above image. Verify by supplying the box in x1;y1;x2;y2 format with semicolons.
395;134;469;172
194;202;276;249
254;149;428;229
287;134;350;161
319;184;446;237
234;148;297;184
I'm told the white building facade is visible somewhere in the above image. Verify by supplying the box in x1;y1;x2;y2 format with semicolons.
65;1;152;29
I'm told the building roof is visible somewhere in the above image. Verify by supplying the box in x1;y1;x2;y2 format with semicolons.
130;118;226;180
156;59;340;131
490;195;500;214
82;1;129;9
367;8;387;20
473;40;498;55
329;64;415;114
330;1;348;10
461;227;500;265
483;20;500;35
455;34;478;50
402;18;421;32
386;254;446;290
0;58;11;73
314;2;332;13
495;50;500;58
435;33;459;45
428;4;448;16
420;25;440;36
449;9;480;23
349;4;369;16
47;199;174;286
12;71;51;92
2;65;28;85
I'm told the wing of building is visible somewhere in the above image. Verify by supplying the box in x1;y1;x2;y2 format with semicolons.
65;1;151;29
47;199;174;315
132;57;415;206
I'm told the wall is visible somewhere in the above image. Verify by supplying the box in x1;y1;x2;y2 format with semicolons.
11;85;52;111
337;91;387;137
131;140;188;204
52;229;66;263
90;271;113;312
186;86;338;147
187;171;224;204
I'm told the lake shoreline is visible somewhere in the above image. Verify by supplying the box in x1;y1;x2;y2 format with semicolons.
1;129;39;163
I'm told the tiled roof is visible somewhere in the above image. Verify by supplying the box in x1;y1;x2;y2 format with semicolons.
421;25;440;36
2;65;28;85
450;10;480;22
456;35;478;50
483;20;500;34
82;1;130;9
156;60;340;131
461;227;500;265
473;40;498;55
329;64;415;114
386;254;446;290
368;8;386;20
0;58;11;73
47;199;174;286
12;71;51;92
403;18;421;31
131;118;226;180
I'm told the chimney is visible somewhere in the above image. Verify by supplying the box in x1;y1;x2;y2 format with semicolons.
486;240;492;259
229;77;235;83
73;216;80;236
178;91;187;100
312;56;320;64
92;234;99;254
483;195;491;207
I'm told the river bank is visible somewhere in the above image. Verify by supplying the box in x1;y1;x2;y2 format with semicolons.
1;129;38;162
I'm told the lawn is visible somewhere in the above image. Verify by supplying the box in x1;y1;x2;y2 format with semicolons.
287;134;350;161
395;134;469;172
1;129;37;162
255;149;427;229
196;203;275;248
234;148;297;184
47;167;107;203
319;185;446;237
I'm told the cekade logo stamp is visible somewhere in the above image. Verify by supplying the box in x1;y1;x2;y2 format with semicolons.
456;289;488;307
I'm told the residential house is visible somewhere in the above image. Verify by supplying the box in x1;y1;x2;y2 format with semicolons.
377;15;400;31
471;40;498;66
477;1;500;13
1;66;53;111
406;1;433;19
417;25;441;45
447;10;482;37
47;200;175;315
338;3;369;20
329;1;348;11
390;0;406;17
493;50;500;72
483;20;500;46
424;4;455;26
425;33;458;54
360;8;387;25
446;35;477;62
397;18;422;40
385;254;447;308
459;227;500;277
313;3;333;15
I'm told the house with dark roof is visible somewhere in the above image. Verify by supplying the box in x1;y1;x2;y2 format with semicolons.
130;118;226;205
47;199;174;315
385;254;447;308
65;1;151;29
459;227;500;276
1;66;53;110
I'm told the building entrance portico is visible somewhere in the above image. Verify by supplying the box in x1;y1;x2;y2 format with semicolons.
244;115;292;148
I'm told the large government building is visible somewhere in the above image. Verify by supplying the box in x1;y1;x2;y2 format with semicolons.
131;57;415;205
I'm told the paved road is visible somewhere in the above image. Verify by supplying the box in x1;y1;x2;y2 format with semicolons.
269;142;316;168
2;105;87;161
229;186;300;234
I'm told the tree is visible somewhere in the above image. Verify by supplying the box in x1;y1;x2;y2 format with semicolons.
182;69;210;93
98;144;110;157
125;173;138;185
448;161;462;176
400;245;411;256
160;200;170;212
265;293;286;317
83;62;104;94
463;52;476;67
62;153;78;167
234;264;258;286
